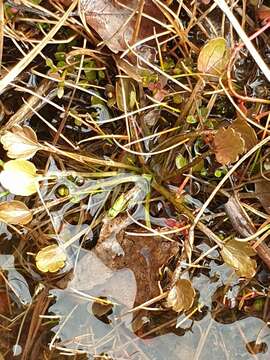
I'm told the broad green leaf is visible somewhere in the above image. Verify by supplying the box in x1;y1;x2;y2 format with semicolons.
198;37;229;76
0;201;32;225
0;159;38;196
220;239;257;278
35;245;67;273
167;279;196;312
213;127;245;165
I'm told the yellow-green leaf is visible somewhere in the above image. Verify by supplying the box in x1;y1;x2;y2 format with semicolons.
1;126;41;160
0;200;32;225
198;37;229;76
175;154;188;169
115;78;138;112
35;244;67;273
213;127;245;165
220;239;257;278
167;279;196;312
0;159;38;196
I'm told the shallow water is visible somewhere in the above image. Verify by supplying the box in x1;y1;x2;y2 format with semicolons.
46;248;270;359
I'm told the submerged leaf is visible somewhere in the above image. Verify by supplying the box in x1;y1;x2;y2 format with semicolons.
0;201;32;225
0;126;41;159
35;245;67;273
198;37;229;76
0;159;38;196
213;127;245;165
167;279;196;313
96;217;179;307
220;239;257;278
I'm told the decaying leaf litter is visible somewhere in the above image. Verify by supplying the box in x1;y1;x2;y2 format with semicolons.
1;0;270;358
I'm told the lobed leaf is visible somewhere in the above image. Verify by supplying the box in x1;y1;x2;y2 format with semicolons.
213;127;245;165
35;244;67;273
1;126;41;160
167;279;196;313
230;117;257;151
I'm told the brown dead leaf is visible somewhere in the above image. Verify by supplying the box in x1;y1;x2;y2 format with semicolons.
0;291;9;315
95;215;179;307
0;200;32;225
255;180;270;214
220;239;257;278
58;0;72;6
60;0;165;53
230;117;257;151
213;127;245;165
166;279;196;313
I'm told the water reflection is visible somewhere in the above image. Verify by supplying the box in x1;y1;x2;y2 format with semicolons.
48;250;270;359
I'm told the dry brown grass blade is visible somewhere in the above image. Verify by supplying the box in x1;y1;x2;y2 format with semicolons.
45;143;140;172
21;288;50;360
0;0;78;94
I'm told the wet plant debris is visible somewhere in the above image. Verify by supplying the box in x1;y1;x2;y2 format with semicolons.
1;0;270;359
